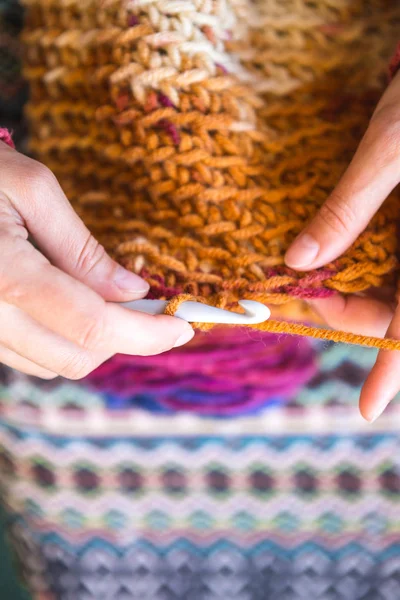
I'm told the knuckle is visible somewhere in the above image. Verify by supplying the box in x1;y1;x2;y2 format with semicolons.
59;350;96;380
75;234;107;278
0;246;47;303
75;306;107;351
317;194;357;236
24;159;58;192
367;106;400;160
0;269;27;304
15;159;59;218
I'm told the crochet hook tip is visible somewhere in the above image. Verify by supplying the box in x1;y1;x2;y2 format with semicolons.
120;299;270;325
237;300;271;324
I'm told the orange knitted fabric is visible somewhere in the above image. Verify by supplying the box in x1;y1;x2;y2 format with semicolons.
21;0;400;348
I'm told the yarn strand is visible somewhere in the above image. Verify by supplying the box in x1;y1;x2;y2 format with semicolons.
253;320;400;351
165;295;400;351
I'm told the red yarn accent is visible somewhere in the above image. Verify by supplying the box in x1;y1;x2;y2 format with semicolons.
283;286;335;299
156;119;181;145
115;94;130;111
389;41;400;80
0;128;15;149
128;15;139;26
158;92;175;108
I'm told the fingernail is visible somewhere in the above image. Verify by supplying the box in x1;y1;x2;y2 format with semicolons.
367;398;391;423
114;266;149;294
174;327;195;348
285;233;320;269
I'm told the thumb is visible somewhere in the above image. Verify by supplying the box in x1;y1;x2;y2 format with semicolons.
359;305;400;423
1;146;148;301
285;72;400;271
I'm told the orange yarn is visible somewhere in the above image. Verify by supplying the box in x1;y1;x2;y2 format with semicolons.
165;293;400;350
20;0;400;349
254;320;400;351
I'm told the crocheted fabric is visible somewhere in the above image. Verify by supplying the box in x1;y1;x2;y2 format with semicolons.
21;0;400;347
0;340;383;434
1;344;400;600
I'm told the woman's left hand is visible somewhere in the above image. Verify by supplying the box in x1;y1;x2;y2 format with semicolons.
285;70;400;423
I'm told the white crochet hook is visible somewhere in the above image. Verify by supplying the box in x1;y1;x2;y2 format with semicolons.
120;299;270;325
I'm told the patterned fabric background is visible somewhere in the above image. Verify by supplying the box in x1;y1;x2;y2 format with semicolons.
1;341;400;600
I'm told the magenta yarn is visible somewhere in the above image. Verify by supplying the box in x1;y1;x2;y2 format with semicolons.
85;329;317;415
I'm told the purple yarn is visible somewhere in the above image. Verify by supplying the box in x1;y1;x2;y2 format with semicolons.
158;92;175;108
85;329;317;416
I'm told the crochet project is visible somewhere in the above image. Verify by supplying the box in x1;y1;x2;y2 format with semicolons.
21;0;400;348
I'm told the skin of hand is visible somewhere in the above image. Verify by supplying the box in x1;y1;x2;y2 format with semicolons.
0;142;194;380
285;70;400;423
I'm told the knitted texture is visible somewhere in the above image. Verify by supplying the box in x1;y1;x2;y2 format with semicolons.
2;426;400;600
21;0;400;347
0;342;383;435
0;329;318;418
1;341;400;599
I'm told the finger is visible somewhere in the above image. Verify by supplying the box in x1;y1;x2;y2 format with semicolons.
285;72;400;271
359;307;400;423
0;301;108;379
307;295;393;338
102;304;195;356
0;344;57;379
0;235;193;356
0;146;148;301
0;301;194;381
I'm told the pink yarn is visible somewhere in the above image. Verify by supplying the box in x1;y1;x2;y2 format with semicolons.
156;119;181;145
0;128;15;149
85;328;317;415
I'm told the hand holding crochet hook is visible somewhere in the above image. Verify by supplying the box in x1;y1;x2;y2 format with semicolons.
285;70;400;423
0;142;195;381
1;73;400;425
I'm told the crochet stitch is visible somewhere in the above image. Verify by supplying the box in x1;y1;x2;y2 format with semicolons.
21;0;400;348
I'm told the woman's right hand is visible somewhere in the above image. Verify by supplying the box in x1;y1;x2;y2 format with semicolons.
284;70;400;422
0;142;194;379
